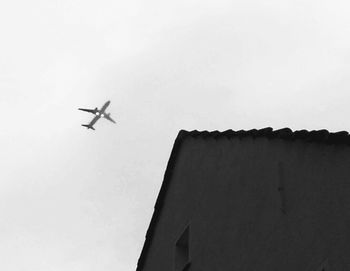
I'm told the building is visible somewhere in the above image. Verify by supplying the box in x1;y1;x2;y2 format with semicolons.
137;128;350;271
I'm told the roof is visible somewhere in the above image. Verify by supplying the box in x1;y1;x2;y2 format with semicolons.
136;127;350;270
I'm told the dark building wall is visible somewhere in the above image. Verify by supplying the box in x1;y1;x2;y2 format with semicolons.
140;135;350;270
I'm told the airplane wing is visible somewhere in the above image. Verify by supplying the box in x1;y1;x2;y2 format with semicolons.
78;108;96;114
104;114;116;124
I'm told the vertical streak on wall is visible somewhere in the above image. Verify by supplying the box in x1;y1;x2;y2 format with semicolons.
278;161;287;214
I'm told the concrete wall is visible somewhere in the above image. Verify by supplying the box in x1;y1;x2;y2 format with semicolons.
141;136;350;270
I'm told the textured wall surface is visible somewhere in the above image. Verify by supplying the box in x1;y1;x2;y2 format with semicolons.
140;135;350;270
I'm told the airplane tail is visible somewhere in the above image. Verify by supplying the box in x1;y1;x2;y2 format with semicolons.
82;124;95;130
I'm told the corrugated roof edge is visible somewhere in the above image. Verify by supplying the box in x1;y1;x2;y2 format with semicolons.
136;127;350;270
176;127;350;144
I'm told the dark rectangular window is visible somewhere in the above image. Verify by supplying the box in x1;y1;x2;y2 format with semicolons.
175;225;190;271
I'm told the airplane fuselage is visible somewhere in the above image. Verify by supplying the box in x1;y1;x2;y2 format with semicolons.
93;101;110;117
99;101;110;114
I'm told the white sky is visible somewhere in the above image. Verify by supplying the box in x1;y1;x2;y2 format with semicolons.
1;0;350;270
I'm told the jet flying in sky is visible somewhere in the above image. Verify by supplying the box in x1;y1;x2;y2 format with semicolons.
78;100;116;130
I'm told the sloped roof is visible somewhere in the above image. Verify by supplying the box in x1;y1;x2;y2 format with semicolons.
136;127;350;270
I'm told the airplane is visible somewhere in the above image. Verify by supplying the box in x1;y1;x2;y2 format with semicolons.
78;100;116;130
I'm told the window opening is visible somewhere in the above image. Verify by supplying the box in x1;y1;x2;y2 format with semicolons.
175;225;190;271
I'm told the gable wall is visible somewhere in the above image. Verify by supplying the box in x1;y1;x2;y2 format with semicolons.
141;136;350;270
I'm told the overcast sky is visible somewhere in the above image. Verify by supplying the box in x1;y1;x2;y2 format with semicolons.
1;0;350;270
